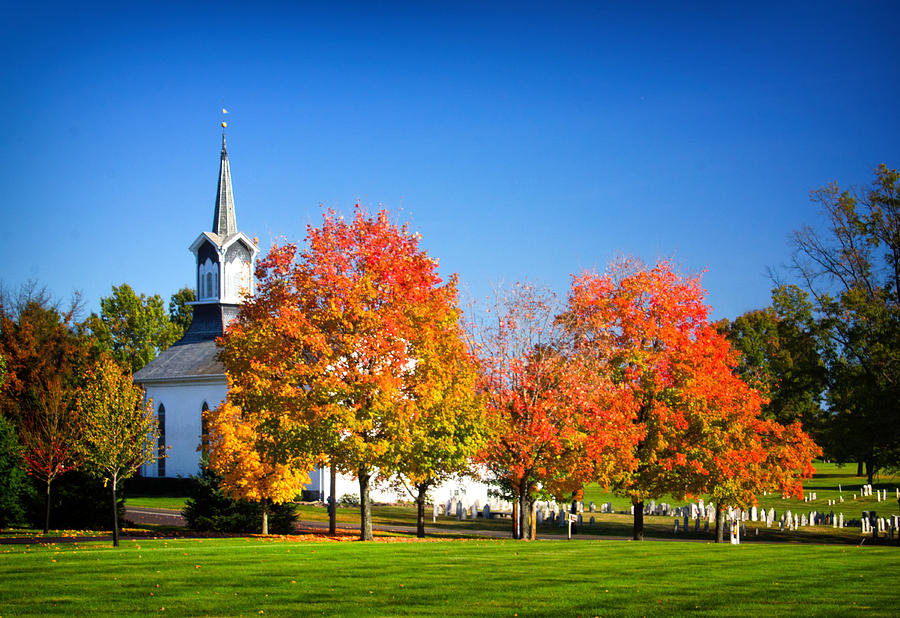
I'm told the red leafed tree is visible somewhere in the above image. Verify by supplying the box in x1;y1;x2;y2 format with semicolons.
19;378;80;533
219;206;454;541
564;260;818;541
476;282;640;540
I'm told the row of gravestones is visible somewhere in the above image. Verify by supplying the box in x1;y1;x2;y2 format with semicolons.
859;512;900;539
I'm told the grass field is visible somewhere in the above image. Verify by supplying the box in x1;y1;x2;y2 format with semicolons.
119;463;899;544
2;536;899;616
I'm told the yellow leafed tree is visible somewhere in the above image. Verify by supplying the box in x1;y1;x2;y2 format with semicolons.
204;397;314;534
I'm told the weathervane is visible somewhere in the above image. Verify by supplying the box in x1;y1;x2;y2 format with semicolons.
221;100;229;139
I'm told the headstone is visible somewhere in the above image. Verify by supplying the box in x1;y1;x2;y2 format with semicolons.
674;519;679;534
559;506;566;527
433;502;439;522
483;504;491;520
794;513;799;529
470;504;477;519
447;498;454;515
684;513;689;531
751;506;758;522
456;501;463;520
589;515;595;526
694;516;700;532
589;501;596;513
839;512;844;528
577;501;584;513
578;513;583;526
704;520;709;533
606;502;613;514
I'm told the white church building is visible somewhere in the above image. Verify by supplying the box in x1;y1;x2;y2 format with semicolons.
134;132;491;507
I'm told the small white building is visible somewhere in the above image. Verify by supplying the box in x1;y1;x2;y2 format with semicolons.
134;132;491;507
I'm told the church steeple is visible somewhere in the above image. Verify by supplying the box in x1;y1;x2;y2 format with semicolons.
212;132;237;237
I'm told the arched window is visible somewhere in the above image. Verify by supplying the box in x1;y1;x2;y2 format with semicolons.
157;404;166;477
206;272;213;299
201;402;210;461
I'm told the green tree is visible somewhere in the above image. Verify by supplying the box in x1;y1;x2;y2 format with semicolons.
0;415;32;527
74;356;158;547
790;164;900;482
168;286;195;336
86;284;181;373
719;285;827;434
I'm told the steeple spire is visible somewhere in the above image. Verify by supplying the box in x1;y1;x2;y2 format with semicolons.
212;128;237;237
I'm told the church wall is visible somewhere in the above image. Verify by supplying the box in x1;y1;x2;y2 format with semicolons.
141;379;227;479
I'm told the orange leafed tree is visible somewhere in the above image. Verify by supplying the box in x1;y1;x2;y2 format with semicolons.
217;206;455;540
563;260;818;541
476;282;641;540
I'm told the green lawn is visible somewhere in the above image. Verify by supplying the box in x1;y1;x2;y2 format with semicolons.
1;536;898;616
124;496;188;511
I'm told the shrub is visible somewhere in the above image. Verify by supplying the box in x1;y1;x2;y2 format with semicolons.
28;470;125;531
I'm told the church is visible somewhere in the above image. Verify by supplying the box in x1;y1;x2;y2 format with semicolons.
134;131;491;506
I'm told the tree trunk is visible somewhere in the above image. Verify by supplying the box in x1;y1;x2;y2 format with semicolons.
43;479;51;534
570;499;578;535
261;505;269;535
518;479;530;541
866;458;875;486
358;469;373;541
715;503;725;543
511;501;519;539
632;500;644;541
857;461;864;476
415;483;428;539
111;477;119;548
329;465;337;535
530;499;537;541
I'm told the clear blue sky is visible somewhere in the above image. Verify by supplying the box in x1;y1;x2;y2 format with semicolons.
2;2;898;320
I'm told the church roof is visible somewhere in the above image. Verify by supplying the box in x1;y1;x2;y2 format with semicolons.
133;340;224;383
212;133;237;237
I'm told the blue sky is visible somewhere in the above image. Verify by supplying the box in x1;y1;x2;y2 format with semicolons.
2;2;898;320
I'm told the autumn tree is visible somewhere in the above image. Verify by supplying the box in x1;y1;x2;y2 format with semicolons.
218;206;454;541
74;356;158;547
382;281;489;538
204;399;312;534
563;261;818;541
668;323;819;541
789;164;900;482
0;282;89;425
85;283;182;373
19;378;80;533
476;282;640;540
